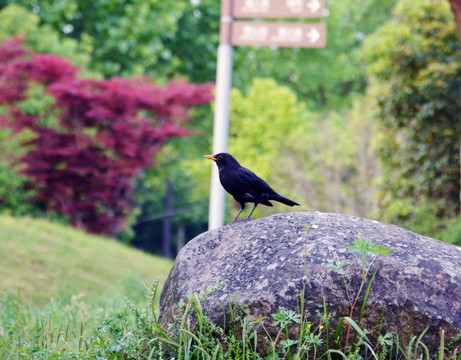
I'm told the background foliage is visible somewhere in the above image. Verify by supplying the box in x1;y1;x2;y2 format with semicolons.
0;0;185;78
0;3;92;70
364;0;461;226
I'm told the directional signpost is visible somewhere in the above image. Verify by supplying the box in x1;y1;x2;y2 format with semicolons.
233;0;325;18
208;0;327;229
232;22;326;48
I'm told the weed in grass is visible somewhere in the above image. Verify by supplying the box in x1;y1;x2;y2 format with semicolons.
326;233;394;355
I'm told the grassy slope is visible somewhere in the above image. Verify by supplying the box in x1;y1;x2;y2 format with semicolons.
0;215;173;306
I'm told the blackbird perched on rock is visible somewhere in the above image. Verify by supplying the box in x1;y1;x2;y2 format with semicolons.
204;153;300;222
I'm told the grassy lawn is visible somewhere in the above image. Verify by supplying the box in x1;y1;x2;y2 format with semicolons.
0;215;175;358
0;215;173;306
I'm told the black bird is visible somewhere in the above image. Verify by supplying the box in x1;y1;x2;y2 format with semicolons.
204;153;300;222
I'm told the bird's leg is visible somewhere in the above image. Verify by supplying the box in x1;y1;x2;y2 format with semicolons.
247;202;258;219
232;203;245;223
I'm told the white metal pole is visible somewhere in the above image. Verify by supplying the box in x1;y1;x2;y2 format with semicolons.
208;0;233;230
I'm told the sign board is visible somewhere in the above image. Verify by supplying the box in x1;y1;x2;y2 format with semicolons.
231;21;326;48
233;0;325;18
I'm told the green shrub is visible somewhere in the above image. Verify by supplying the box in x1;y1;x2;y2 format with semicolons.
438;217;461;247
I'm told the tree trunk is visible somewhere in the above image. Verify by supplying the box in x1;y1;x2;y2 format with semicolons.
177;222;186;253
162;179;174;259
448;0;461;214
449;0;461;39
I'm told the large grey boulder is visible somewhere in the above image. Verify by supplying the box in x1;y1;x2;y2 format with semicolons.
159;212;461;354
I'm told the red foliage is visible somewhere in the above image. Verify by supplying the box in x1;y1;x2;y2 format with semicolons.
0;38;214;235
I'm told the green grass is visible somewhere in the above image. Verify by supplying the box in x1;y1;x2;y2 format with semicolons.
2;280;460;360
438;217;461;247
0;215;173;306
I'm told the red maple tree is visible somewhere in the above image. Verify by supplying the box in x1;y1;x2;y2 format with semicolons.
0;37;213;236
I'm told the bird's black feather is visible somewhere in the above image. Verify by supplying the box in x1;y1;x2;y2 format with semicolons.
205;153;300;222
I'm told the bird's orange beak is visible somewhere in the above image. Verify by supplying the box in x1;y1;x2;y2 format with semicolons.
203;154;217;161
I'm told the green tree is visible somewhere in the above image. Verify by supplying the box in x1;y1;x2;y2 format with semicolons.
0;127;37;215
229;78;311;179
363;0;461;223
0;4;91;71
0;0;185;78
162;0;220;84
272;95;381;218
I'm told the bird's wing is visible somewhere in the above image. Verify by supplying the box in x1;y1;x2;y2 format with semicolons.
236;168;276;195
219;166;276;204
237;168;299;206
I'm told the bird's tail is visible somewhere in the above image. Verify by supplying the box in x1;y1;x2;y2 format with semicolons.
271;194;300;207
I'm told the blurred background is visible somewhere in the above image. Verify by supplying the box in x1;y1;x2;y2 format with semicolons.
0;0;460;264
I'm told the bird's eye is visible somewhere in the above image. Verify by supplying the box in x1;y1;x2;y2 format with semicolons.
216;155;222;160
